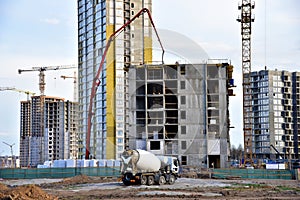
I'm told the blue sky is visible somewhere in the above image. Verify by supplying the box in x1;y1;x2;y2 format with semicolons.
0;0;299;156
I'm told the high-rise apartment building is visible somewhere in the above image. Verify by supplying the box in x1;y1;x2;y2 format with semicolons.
19;96;78;167
127;63;235;167
250;69;300;160
77;0;152;159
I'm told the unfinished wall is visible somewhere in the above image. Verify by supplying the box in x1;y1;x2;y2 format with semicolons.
128;63;233;167
19;96;78;167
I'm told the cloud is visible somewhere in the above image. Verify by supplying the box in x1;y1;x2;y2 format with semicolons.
40;18;60;25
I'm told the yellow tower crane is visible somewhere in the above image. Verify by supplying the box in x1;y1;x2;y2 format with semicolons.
0;87;36;100
60;71;77;102
18;64;76;96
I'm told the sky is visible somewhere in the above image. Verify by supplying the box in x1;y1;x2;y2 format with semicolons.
0;0;299;156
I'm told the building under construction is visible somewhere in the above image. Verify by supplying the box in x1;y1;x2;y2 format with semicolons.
77;0;152;160
127;62;235;167
19;96;78;167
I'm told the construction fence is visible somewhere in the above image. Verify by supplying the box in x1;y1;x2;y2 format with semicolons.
1;167;299;180
0;167;121;179
212;168;299;180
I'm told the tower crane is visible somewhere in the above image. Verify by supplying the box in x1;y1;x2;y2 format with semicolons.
18;64;76;164
18;64;76;96
237;0;255;166
0;87;36;100
60;71;77;102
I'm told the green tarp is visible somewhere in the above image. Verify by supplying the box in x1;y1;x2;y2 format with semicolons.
0;167;121;179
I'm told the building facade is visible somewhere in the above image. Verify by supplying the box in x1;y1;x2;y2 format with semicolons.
127;63;234;167
77;0;152;160
0;156;20;168
250;69;300;160
19;96;78;167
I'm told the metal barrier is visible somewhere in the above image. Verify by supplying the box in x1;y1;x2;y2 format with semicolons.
212;168;294;180
0;167;121;179
0;167;295;180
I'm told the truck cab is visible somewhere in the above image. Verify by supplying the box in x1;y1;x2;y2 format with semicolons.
157;156;179;174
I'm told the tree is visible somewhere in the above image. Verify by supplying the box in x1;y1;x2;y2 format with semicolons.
230;144;243;161
231;145;237;160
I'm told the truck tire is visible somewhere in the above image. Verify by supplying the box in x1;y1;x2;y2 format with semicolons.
147;175;155;185
123;180;131;186
140;175;147;185
123;173;133;186
168;174;176;185
158;176;166;185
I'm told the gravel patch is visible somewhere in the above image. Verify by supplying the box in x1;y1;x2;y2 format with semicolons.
137;190;223;197
1;178;63;186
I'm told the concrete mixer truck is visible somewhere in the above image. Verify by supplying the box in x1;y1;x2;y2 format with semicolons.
120;149;180;186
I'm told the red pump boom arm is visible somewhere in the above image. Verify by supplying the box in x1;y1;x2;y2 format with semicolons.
86;8;164;159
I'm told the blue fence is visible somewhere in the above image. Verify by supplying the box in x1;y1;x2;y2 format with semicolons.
0;167;121;179
212;168;294;180
0;167;297;180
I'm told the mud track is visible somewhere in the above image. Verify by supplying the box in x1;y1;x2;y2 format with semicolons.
1;175;300;199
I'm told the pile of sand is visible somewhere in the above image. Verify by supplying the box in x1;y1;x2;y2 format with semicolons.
59;174;118;185
0;183;8;191
0;183;57;200
61;174;92;185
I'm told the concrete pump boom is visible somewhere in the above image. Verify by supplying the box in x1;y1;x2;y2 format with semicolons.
86;7;164;159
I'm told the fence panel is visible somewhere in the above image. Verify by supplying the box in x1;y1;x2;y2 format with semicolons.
2;167;293;180
0;167;121;179
212;169;293;180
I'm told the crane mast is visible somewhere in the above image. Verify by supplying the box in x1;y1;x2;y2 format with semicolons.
237;0;255;165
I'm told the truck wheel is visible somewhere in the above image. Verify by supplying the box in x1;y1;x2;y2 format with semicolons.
158;176;166;185
123;180;131;186
123;173;132;186
147;176;155;185
140;175;147;185
168;174;175;185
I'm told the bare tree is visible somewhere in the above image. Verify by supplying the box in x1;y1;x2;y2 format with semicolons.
230;144;243;161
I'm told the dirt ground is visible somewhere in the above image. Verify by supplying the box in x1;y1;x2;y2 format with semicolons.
1;174;300;200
